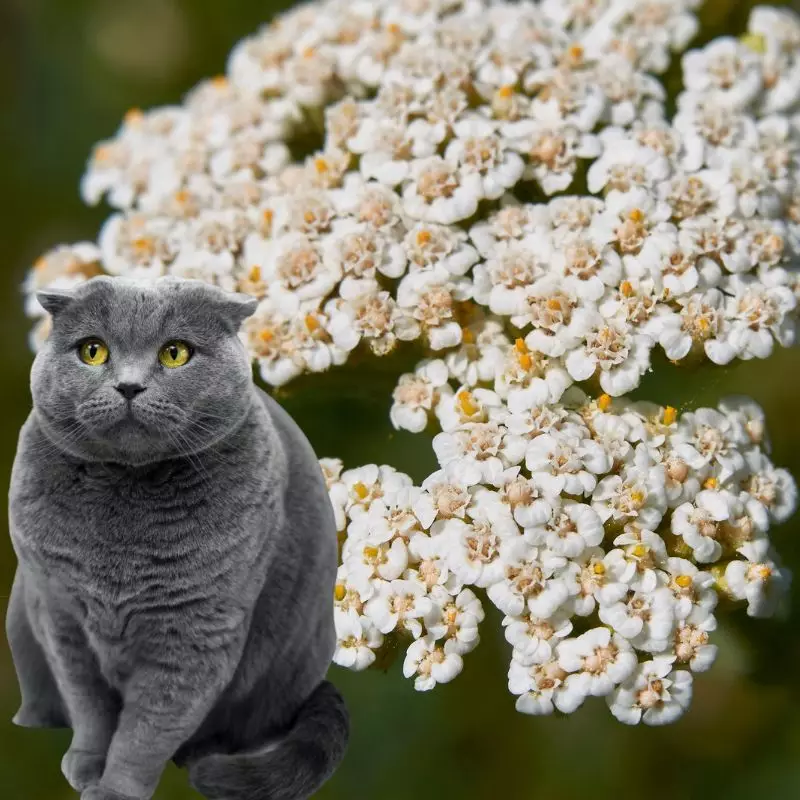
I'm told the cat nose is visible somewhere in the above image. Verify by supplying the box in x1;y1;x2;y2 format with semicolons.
115;382;146;400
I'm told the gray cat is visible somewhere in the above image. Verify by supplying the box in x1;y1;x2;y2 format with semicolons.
6;275;348;800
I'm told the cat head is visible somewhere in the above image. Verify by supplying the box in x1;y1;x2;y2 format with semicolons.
31;275;258;466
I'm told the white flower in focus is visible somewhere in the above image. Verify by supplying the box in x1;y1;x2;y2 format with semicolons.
364;577;433;638
333;608;384;671
565;546;628;617
403;634;464;692
664;557;718;624
599;587;676;653
672;616;718;672
526;428;612;497
508;653;584;716
605;529;669;593
487;538;573;618
503;610;573;666
671;489;737;564
424;585;484;655
523;499;604;559
608;657;693;725
558;627;638;698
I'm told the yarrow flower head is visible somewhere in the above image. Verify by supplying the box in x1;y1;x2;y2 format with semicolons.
25;0;799;727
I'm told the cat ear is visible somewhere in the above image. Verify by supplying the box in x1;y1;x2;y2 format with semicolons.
209;291;259;328
36;288;75;316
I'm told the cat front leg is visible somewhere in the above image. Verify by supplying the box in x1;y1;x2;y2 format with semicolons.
82;645;239;800
6;568;69;729
36;595;120;792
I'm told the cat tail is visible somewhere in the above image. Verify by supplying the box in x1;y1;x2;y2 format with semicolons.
188;680;349;800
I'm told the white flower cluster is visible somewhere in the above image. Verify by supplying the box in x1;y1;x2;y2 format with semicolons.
328;390;795;724
21;0;800;726
23;1;800;393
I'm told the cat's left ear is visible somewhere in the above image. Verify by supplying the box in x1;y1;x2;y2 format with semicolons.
36;288;75;317
209;290;259;329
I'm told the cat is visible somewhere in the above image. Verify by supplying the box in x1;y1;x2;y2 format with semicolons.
6;275;348;800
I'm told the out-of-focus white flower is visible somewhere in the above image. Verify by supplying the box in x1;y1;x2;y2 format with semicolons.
725;541;792;618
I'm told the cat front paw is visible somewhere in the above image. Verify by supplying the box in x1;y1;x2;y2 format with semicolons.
13;703;69;729
62;748;107;792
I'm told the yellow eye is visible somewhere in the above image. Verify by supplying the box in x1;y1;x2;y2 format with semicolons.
159;340;192;368
79;339;109;366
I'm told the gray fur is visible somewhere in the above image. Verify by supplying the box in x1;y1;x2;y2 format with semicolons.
6;275;348;800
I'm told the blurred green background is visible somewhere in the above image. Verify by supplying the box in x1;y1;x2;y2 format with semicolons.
1;1;800;798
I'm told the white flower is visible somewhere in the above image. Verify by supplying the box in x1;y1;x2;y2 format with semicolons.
725;542;792;618
508;653;584;716
523;499;604;559
445;115;525;200
504;102;601;195
435;386;505;433
249;232;340;302
487;539;574;618
564;312;653;396
658;289;734;365
605;529;669;593
396;265;470;350
441;508;521;588
323;221;407;281
558;627;638;698
672;616;718;672
333;608;384;671
99;212;177;279
596;187;674;257
404;222;480;276
592;449;667;530
599;587;676;653
664;557;718;624
424;586;484;654
671;408;747;482
503;610;573;666
364;577;433;638
470;203;550;257
413;464;479;529
526;427;612;497
608;657;693;725
565;547;628;617
722;276;797;360
741;449;798;524
352;117;436;185
472;237;550;315
671;489;737;564
434;421;527;485
343;537;409;597
403;634;464;691
403;156;482;224
553;229;622;302
391;359;452;433
587;140;671;195
325;277;408;356
682;37;763;109
347;488;425;546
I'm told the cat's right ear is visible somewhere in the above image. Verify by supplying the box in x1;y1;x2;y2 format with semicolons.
36;288;75;317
